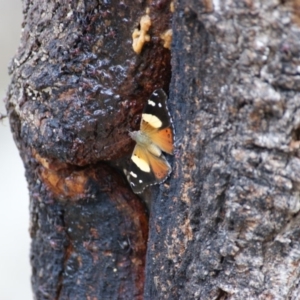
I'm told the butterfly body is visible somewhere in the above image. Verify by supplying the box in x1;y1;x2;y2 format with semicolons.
129;130;162;156
128;89;174;194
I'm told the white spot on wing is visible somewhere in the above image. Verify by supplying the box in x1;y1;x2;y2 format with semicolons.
139;180;143;183
130;171;137;178
158;103;162;108
148;99;156;106
132;155;151;172
142;113;162;128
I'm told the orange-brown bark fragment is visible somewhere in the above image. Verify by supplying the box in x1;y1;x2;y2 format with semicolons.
34;152;88;200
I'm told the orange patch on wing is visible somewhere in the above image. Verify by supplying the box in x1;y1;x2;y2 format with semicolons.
147;152;171;180
140;119;156;133
132;145;151;172
149;127;174;154
132;144;149;162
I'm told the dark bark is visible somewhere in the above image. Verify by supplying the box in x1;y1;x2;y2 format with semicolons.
6;0;300;299
6;0;171;299
145;1;300;299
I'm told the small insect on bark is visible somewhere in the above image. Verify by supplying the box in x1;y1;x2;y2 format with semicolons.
128;89;174;194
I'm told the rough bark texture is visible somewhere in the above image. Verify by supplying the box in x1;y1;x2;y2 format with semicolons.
6;0;300;299
6;0;172;299
145;0;300;299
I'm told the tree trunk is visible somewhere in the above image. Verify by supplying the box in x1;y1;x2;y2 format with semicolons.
6;1;171;299
6;0;300;299
144;1;300;299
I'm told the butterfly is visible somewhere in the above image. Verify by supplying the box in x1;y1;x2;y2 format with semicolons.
128;89;174;194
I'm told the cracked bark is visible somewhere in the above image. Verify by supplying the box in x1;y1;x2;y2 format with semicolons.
144;1;300;299
6;0;171;299
5;0;300;299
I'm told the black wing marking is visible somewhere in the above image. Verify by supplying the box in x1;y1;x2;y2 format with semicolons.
129;145;157;194
129;144;171;194
143;89;171;129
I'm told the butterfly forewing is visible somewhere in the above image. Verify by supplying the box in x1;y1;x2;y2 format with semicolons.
129;145;156;193
141;89;174;154
142;89;171;129
128;88;174;193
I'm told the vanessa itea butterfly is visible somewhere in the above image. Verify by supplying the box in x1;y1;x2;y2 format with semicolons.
128;89;174;193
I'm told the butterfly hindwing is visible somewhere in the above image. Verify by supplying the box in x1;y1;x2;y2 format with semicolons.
129;145;171;194
146;150;171;181
129;145;157;194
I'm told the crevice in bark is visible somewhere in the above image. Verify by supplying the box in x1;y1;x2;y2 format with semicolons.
215;289;229;300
